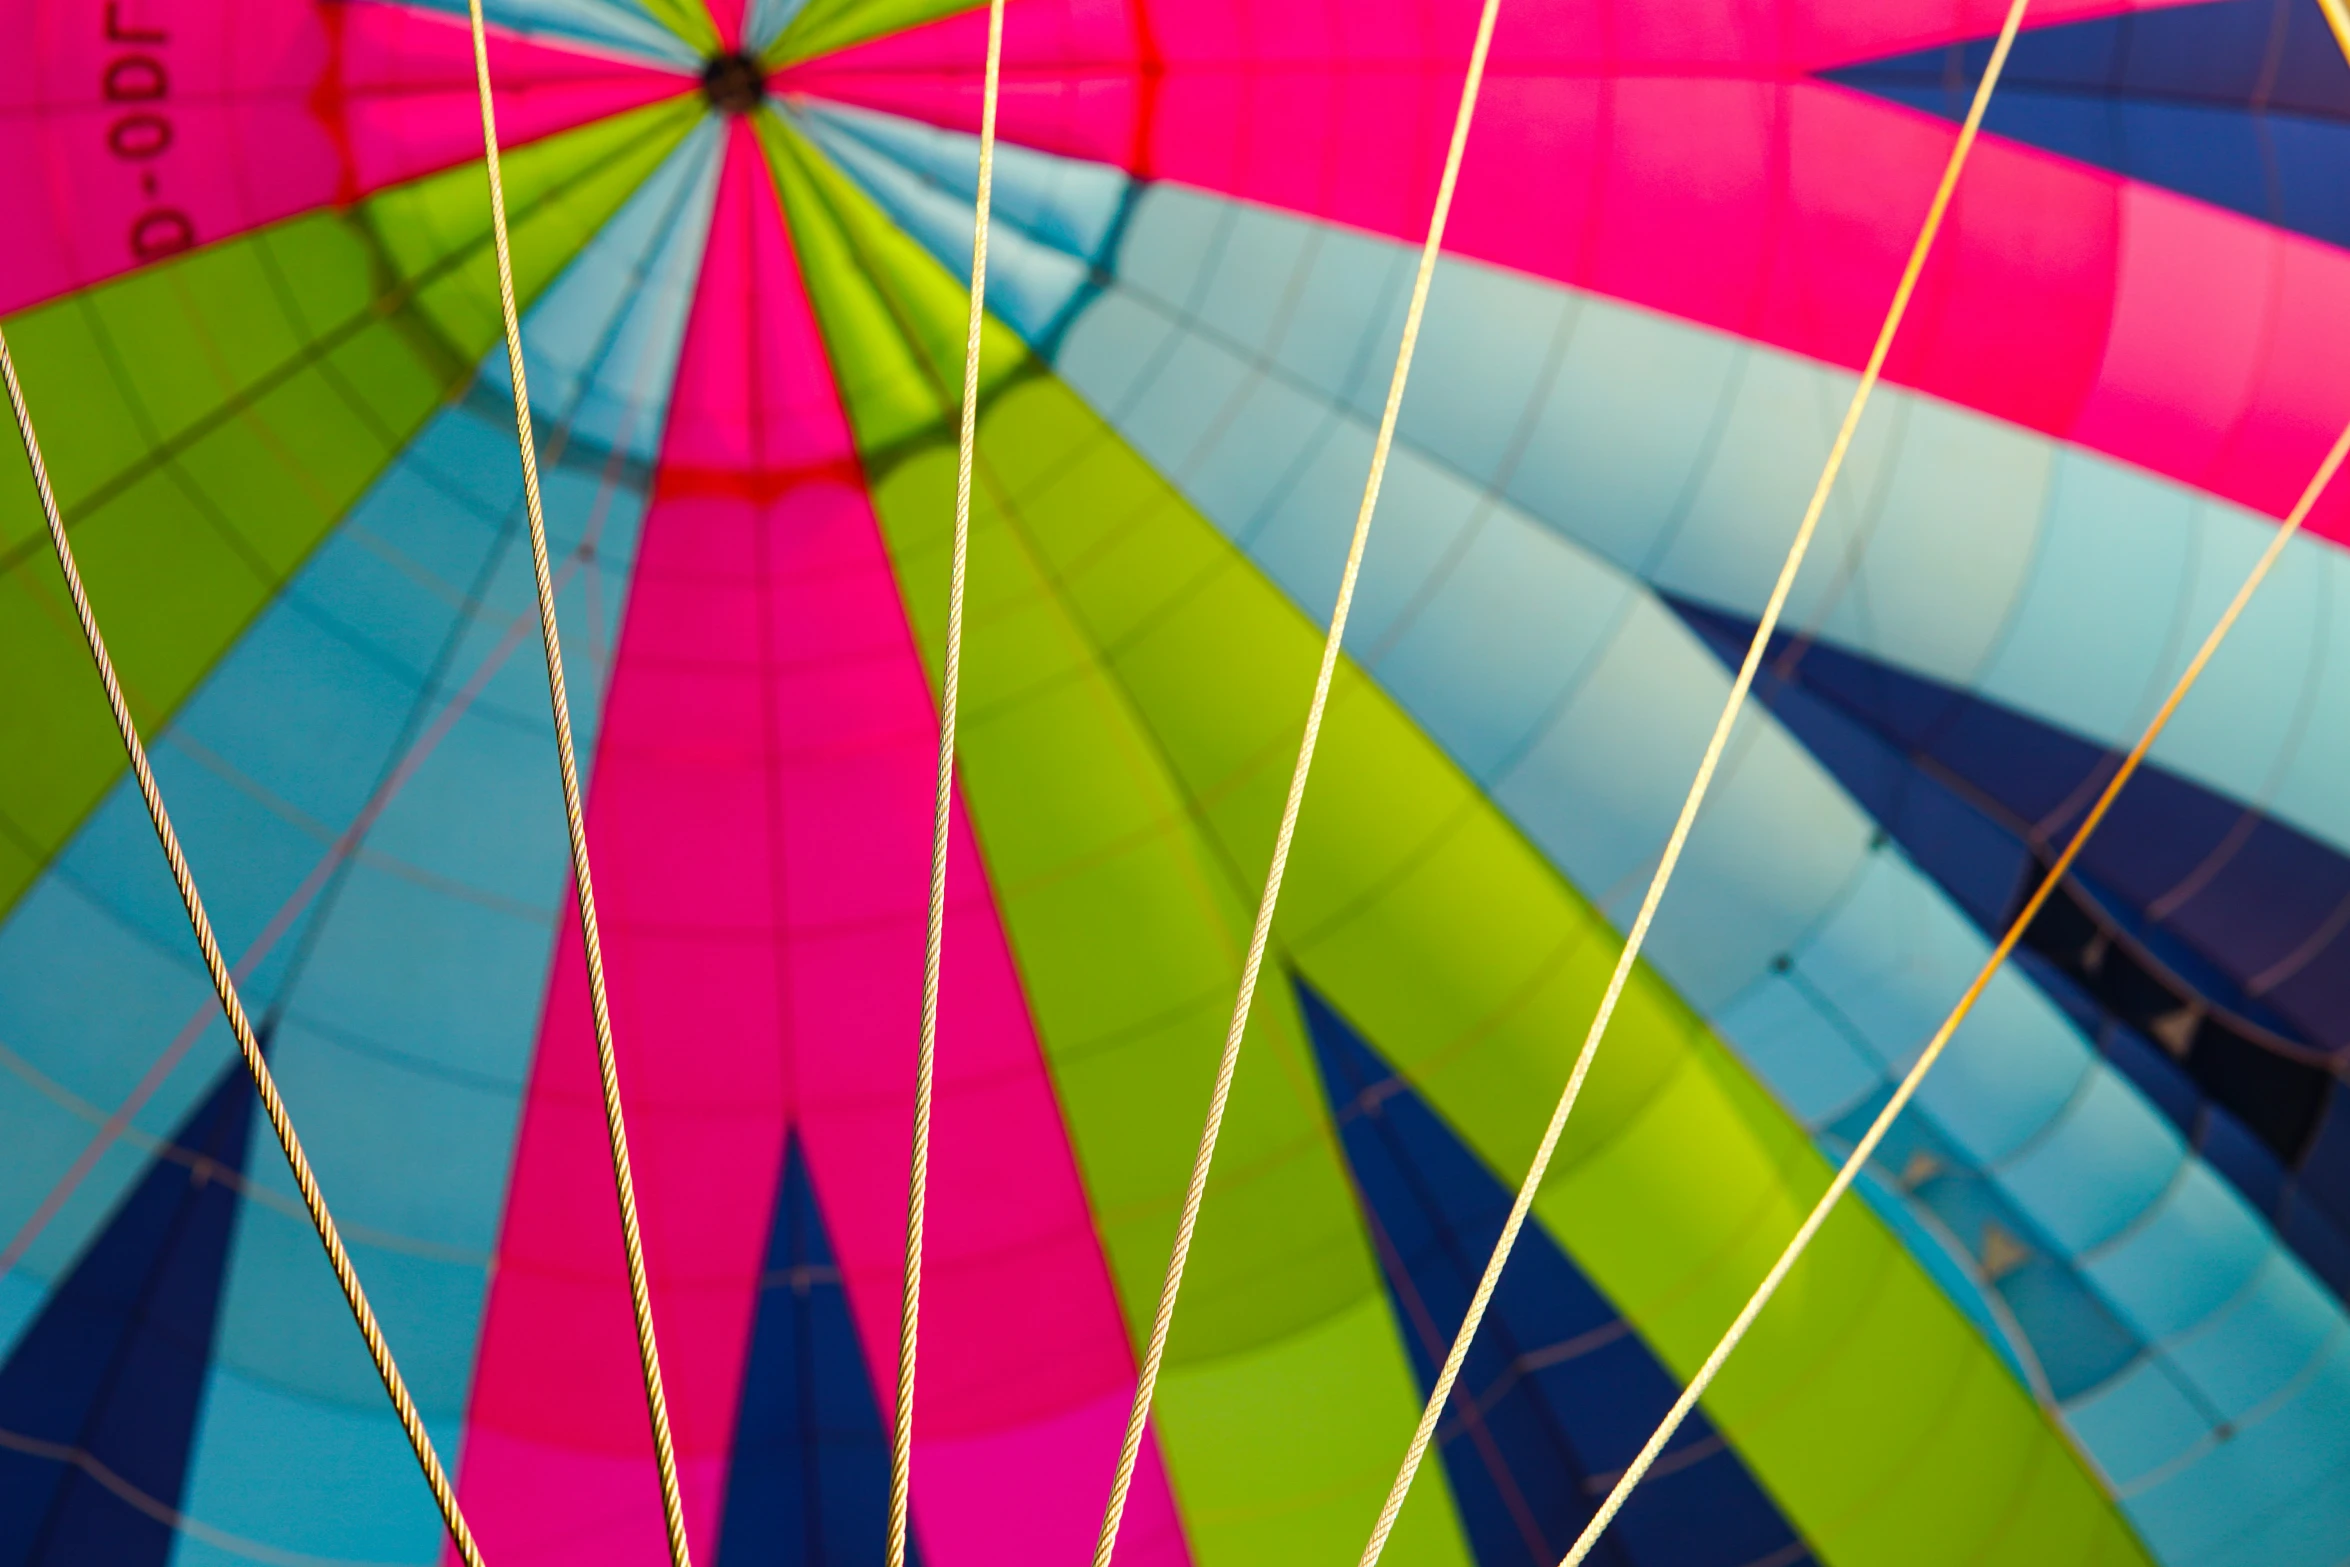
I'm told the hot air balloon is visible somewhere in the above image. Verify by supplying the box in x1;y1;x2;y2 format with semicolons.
1;0;2347;1564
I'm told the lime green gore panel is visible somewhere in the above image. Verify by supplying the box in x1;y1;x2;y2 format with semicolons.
765;116;2150;1567
767;119;1477;1567
0;96;699;918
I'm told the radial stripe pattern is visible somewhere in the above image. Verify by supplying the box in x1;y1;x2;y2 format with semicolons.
2;3;2346;1567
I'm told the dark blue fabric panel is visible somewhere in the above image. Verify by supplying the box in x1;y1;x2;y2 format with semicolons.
1299;982;1814;1567
1665;599;2345;1044
716;1138;909;1567
0;1057;258;1567
2284;1091;2350;1297
1824;0;2350;251
1670;601;2350;1054
1666;600;2350;1305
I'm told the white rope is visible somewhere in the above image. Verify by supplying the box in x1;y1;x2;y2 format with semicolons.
1352;2;2036;1560
1561;407;2350;1567
0;151;676;1286
1561;4;2350;1554
2322;0;2350;64
461;8;690;1563
1089;4;1506;1562
889;1;1005;1562
2;320;489;1567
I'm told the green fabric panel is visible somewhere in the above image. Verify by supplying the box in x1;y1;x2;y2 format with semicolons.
765;119;1474;1567
635;0;722;53
0;95;700;919
764;116;2151;1567
767;0;982;65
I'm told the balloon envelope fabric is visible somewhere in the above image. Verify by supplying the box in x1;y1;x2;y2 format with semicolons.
0;1;2346;1566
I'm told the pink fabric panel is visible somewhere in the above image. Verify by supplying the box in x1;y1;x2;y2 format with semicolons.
2205;215;2350;527
459;120;1185;1566
0;0;687;316
915;1386;1190;1567
2072;181;2279;488
333;4;691;197
705;0;743;49
784;0;2350;547
792;0;2191;84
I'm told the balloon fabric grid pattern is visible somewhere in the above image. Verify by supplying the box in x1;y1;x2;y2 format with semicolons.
4;3;2350;1567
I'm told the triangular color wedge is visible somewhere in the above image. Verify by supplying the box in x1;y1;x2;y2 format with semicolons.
0;1058;256;1567
461;114;1184;1567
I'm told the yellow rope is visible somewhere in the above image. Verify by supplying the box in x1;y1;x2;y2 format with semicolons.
1561;386;2350;1567
462;8;691;1563
1351;3;2035;1560
1088;4;1505;1562
2321;0;2350;63
890;1;1005;1563
0;191;672;1289
0;506;621;1290
1558;7;2350;1556
1;327;489;1567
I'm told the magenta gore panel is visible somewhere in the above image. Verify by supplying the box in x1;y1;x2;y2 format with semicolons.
0;0;689;315
707;0;744;49
457;119;1187;1567
782;0;2350;548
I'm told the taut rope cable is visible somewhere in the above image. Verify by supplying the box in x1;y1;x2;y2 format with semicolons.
2323;0;2350;63
0;477;626;1292
1089;3;1505;1561
462;8;691;1564
0;169;675;1286
890;1;1005;1564
1560;9;2350;1559
1;329;489;1567
1560;403;2350;1567
1351;3;2033;1560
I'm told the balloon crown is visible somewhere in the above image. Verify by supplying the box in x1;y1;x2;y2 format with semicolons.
701;51;767;114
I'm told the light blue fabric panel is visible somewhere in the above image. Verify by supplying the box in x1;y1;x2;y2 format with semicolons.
0;330;612;1370
2162;1253;2341;1422
142;121;720;1567
2084;1163;2275;1345
184;1376;473;1564
0;868;229;1328
1370;489;1643;783
804;109;2350;1566
2125;1338;2350;1567
1996;1067;2189;1255
798;103;1118;346
1510;291;2349;867
2065;1355;2221;1491
1710;974;1883;1129
742;0;807;52
1981;454;2207;734
801;102;1128;260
